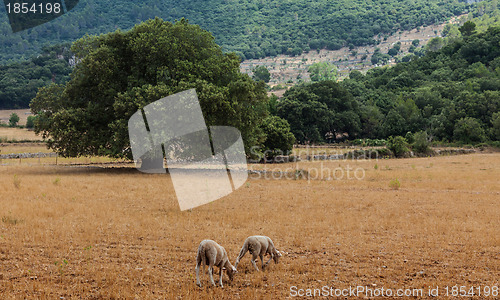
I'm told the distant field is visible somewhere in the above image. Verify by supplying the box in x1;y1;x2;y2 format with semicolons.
0;153;498;298
0;109;32;126
0;127;42;142
0;110;42;142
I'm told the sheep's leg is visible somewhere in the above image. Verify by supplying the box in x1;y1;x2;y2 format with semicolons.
264;254;273;269
260;254;265;270
195;263;201;287
219;266;224;287
251;252;260;271
196;253;202;287
208;266;216;286
234;243;248;268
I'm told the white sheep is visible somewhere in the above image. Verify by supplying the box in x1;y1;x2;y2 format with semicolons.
234;235;282;271
195;239;237;287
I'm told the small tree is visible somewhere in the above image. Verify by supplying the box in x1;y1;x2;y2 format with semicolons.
9;113;20;127
260;116;295;158
459;21;477;37
252;65;271;83
453;117;486;143
386;136;410;158
307;62;337;82
412;131;430;154
26;115;37;129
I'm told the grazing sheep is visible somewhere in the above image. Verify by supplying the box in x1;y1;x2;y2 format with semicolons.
195;240;237;287
234;235;282;271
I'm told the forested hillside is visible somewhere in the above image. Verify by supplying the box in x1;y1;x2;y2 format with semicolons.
0;44;72;108
0;0;470;64
275;25;500;144
443;0;500;36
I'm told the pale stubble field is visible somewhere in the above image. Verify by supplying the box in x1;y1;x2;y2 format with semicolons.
0;153;499;299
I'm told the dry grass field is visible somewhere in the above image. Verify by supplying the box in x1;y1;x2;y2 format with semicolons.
0;153;499;299
0;128;42;142
0;109;32;126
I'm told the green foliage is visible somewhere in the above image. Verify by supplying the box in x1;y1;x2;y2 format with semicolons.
412;131;431;154
268;94;279;115
307;62;338;82
425;37;444;52
386;136;410;158
459;21;477;37
25;116;36;129
371;48;391;65
388;42;401;57
491;112;500;140
453;117;487;143
8;113;19;127
341;26;500;143
276;80;360;144
252;65;271;83
260;116;296;157
389;178;401;190
0;0;469;64
0;44;73;109
404;132;415;144
30;18;268;158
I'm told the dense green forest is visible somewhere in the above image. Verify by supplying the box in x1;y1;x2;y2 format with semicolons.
0;0;471;64
275;24;500;144
0;44;72;108
444;0;500;35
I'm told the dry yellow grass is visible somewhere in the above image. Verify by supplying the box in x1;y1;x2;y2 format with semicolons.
0;127;42;142
0;153;499;299
0;143;131;166
0;109;32;126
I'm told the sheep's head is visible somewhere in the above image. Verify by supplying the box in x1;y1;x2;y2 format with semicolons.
225;266;237;281
273;250;282;264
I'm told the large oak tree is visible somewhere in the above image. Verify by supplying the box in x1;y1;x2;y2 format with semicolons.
31;18;268;158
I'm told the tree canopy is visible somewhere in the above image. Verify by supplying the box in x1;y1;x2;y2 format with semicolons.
0;0;470;64
276;80;360;144
30;18;269;158
272;25;500;144
252;65;271;83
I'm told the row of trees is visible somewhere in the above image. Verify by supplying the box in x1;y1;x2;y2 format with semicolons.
0;0;470;64
273;24;500;145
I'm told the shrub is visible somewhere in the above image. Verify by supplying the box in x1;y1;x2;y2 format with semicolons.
26;116;37;129
412;131;431;154
453;117;486;143
389;178;401;190
405;132;414;144
260;116;296;159
386;136;410;158
9;113;20;127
